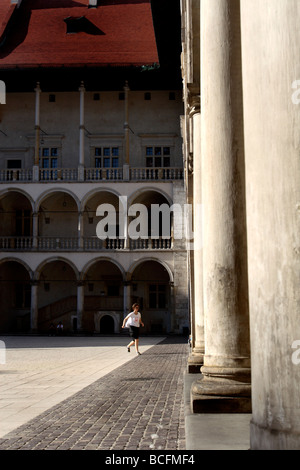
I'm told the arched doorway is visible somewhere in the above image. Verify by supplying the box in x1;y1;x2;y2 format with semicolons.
129;259;172;334
0;260;31;332
0;191;33;250
37;191;78;250
82;190;122;249
100;315;115;334
37;259;78;333
129;190;173;248
82;259;124;333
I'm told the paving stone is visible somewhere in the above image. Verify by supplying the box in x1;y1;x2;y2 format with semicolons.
0;337;188;451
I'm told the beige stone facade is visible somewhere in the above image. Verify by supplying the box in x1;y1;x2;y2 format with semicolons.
0;86;189;336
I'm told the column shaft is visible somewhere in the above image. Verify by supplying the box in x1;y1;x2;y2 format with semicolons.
77;282;84;331
123;282;131;317
34;82;41;167
30;282;39;331
188;107;205;372
191;0;251;413
241;0;300;449
78;81;85;180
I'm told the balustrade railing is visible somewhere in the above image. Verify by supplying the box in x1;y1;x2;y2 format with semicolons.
129;237;172;250
39;168;78;181
0;169;33;182
0;166;183;183
37;237;79;250
0;236;33;250
0;236;172;251
85;168;123;181
130;167;184;181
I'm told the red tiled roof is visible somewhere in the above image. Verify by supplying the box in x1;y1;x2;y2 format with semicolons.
0;1;18;44
0;0;159;68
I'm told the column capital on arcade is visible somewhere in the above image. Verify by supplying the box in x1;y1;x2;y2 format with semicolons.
187;83;200;117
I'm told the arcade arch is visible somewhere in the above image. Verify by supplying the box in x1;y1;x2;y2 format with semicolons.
37;191;78;241
81;259;124;333
128;259;173;334
36;258;78;332
0;260;31;332
0;191;33;249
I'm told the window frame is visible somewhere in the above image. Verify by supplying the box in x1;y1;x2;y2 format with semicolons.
93;146;121;168
145;146;171;168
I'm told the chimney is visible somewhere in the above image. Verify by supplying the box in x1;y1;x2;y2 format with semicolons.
89;0;98;7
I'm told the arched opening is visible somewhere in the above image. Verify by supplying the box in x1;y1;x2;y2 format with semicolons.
100;315;115;334
83;191;122;250
82;259;124;332
37;259;77;333
38;191;78;250
0;260;31;333
130;260;172;334
0;191;33;249
129;190;172;249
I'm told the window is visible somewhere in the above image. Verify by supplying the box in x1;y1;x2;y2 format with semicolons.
94;147;119;168
40;148;58;168
148;284;167;309
146;147;171;167
7;160;22;169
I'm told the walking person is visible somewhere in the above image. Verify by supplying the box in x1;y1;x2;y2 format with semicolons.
122;303;144;355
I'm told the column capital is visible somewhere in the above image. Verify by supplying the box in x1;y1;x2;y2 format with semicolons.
187;83;200;117
34;82;41;93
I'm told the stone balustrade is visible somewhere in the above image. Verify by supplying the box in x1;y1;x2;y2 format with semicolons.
0;166;183;183
0;236;173;251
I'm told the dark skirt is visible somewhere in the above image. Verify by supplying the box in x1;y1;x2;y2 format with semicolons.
129;326;140;339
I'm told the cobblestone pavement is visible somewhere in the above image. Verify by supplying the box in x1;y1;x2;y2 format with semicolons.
0;337;189;451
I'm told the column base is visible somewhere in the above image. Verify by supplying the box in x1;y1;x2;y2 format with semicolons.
191;367;252;414
187;349;204;373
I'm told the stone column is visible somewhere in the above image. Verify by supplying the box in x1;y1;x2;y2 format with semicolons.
33;82;41;181
78;211;83;249
191;0;251;412
124;81;130;165
123;281;131;316
77;281;85;331
78;81;85;181
123;81;130;181
241;0;300;449
187;93;204;373
30;281;39;331
119;196;129;249
32;212;38;249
